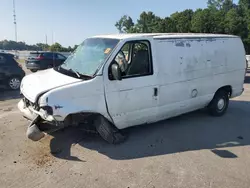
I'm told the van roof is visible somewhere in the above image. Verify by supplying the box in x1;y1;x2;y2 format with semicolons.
92;33;238;40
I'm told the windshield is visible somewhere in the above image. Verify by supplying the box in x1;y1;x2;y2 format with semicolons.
59;38;120;77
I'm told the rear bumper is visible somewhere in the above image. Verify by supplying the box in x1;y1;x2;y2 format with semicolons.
231;88;244;98
25;63;42;70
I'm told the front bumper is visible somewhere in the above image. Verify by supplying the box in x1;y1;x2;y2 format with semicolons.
18;99;63;141
17;99;55;122
18;99;37;120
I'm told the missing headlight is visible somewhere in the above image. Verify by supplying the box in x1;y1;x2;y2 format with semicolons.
41;106;53;115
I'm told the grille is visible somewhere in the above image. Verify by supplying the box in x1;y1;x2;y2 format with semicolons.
24;98;35;107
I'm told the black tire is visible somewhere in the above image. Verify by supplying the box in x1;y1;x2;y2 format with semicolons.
30;70;37;73
208;90;229;116
8;77;21;90
94;116;127;144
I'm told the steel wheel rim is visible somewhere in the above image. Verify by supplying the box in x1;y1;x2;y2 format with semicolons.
9;78;20;89
217;98;225;111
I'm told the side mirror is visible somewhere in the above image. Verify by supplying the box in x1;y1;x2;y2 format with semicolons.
111;63;122;80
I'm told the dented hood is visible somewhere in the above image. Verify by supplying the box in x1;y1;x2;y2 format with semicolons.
20;69;81;103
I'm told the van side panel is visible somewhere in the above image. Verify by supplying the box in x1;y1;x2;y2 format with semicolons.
39;76;111;122
154;37;245;120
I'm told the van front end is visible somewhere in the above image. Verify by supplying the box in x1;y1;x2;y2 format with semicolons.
17;94;67;141
16;36;128;144
16;68;83;141
17;66;111;142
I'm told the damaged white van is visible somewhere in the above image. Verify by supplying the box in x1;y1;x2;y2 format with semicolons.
18;33;246;144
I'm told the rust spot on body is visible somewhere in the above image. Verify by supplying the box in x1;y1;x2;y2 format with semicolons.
175;41;185;47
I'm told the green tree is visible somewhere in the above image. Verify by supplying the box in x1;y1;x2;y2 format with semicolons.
49;42;63;52
36;43;50;51
0;40;40;50
114;0;250;53
136;11;161;33
72;45;79;51
191;9;216;33
163;17;176;32
239;0;250;9
171;9;194;32
207;0;225;9
224;8;248;38
239;0;250;32
67;46;72;52
212;9;225;33
222;0;235;12
115;15;135;33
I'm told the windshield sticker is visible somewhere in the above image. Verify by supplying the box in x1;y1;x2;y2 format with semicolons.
104;48;111;54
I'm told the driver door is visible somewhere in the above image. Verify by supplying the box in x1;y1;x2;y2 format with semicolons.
103;40;159;129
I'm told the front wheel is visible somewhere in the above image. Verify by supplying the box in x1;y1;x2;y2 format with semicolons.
208;90;229;116
30;69;37;73
94;116;127;144
8;77;21;90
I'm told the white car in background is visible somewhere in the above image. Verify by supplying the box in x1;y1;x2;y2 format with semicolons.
246;55;250;68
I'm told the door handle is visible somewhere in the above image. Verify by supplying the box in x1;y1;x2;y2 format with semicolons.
154;87;158;96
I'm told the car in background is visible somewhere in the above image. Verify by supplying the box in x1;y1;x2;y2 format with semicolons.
0;52;25;90
25;51;67;72
246;55;250;68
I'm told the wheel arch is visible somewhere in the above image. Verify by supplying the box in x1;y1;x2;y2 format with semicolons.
63;111;114;127
215;85;232;97
208;85;232;107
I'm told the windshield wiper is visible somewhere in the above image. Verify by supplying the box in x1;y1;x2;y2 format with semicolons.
68;68;93;79
68;68;81;78
56;66;93;79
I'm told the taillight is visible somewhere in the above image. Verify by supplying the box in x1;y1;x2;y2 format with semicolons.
36;55;44;60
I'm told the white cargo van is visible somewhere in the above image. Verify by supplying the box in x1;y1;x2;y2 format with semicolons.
18;33;246;144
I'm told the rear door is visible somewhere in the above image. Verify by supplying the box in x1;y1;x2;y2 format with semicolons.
55;53;66;66
42;52;56;68
0;54;19;84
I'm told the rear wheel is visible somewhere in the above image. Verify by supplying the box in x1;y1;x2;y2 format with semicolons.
208;90;229;116
30;70;37;73
8;77;21;90
94;116;127;144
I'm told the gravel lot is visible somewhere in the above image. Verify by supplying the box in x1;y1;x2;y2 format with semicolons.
0;69;250;188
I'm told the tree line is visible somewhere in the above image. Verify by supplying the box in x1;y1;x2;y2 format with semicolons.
0;40;78;52
115;0;250;54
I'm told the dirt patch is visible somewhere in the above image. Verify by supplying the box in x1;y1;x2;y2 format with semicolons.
35;153;53;167
2;107;14;112
34;138;56;167
23;136;56;168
